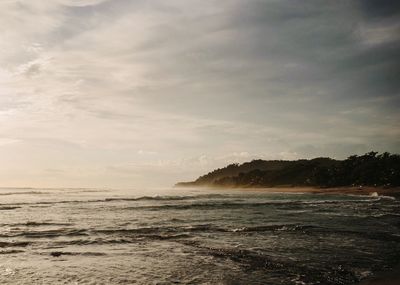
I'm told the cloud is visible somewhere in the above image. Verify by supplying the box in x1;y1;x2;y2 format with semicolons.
0;138;20;147
16;56;52;77
0;0;399;188
137;150;158;156
358;0;400;19
57;0;110;7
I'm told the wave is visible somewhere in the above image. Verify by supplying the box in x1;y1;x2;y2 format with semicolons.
3;222;398;256
0;241;30;248
230;224;315;233
0;193;385;209
0;194;228;207
0;222;72;227
179;241;359;285
379;195;396;200
0;228;87;239
0;206;21;210
118;198;382;212
0;191;50;196
105;194;223;202
48;251;106;257
94;224;227;235
231;222;400;242
8;223;361;240
22;221;72;226
0;250;25;255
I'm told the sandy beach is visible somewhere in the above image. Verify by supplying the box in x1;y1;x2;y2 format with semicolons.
304;186;400;196
226;186;400;197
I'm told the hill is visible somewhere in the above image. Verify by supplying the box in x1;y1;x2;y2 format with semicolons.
176;152;400;188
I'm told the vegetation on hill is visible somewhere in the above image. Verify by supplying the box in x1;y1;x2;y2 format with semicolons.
176;152;400;188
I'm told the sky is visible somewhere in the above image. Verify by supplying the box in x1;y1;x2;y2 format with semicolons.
0;0;399;188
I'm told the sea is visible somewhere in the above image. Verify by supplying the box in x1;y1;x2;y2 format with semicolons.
0;187;399;285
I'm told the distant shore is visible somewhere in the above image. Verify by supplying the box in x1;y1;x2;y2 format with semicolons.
177;185;400;197
249;186;400;196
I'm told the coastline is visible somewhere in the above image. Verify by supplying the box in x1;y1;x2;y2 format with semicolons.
177;185;400;197
254;186;400;196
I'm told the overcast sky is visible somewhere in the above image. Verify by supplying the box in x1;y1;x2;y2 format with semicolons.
0;0;399;188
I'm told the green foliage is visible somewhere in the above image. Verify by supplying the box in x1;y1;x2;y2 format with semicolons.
176;152;400;188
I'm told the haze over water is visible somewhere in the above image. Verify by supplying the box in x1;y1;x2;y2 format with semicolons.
1;187;399;284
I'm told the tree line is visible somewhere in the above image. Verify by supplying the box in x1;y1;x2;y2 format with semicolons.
176;152;400;188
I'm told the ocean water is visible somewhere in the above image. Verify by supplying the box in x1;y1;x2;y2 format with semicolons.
0;187;399;285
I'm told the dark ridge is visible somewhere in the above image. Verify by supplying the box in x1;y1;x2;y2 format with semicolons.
0;241;30;248
0;206;21;210
94;224;227;235
0;191;50;196
0;222;72;227
0;194;227;208
0;229;88;239
121;196;379;211
49;251;106;257
24;221;72;226
0;250;25;255
176;152;400;188
103;194;225;202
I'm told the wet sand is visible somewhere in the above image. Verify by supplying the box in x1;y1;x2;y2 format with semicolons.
187;185;400;196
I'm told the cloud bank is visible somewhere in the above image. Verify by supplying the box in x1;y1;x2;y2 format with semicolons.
0;0;399;188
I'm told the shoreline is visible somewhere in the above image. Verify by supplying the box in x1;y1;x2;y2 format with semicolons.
257;186;400;196
177;185;400;197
